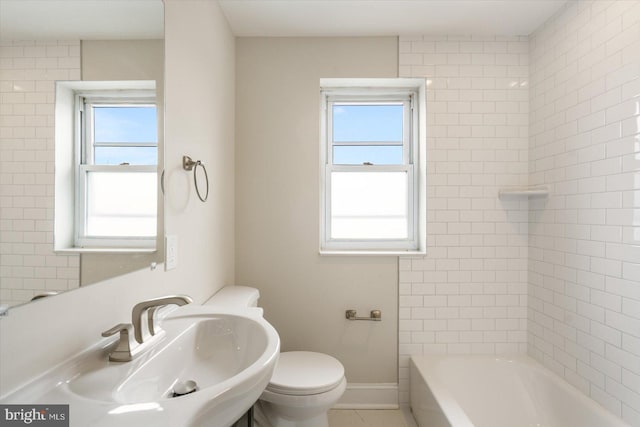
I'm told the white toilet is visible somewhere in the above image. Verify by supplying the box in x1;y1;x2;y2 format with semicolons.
205;286;346;427
256;351;346;427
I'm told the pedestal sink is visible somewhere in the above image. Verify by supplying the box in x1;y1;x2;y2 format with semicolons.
0;305;280;427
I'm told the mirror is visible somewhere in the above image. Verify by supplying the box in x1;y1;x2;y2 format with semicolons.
0;0;165;308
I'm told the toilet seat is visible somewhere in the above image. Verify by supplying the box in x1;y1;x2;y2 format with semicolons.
266;351;345;396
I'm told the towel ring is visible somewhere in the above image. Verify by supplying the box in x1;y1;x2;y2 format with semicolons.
183;156;209;202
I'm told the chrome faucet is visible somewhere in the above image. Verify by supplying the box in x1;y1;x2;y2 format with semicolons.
131;295;193;344
102;295;192;362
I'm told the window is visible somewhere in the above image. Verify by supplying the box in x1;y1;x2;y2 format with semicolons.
76;92;158;248
54;80;159;252
320;79;426;254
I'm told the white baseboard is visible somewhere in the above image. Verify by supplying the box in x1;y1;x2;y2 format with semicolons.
333;383;399;409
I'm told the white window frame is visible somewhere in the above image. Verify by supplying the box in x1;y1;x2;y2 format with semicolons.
320;78;427;255
53;80;162;253
75;90;157;249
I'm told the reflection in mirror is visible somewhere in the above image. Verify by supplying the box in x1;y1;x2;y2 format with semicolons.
54;80;159;251
0;0;164;308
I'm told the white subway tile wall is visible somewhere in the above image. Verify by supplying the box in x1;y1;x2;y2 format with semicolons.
0;40;80;306
399;1;640;424
529;1;640;425
398;35;531;403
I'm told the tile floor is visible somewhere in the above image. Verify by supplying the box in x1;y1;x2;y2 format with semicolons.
233;407;418;427
328;409;417;427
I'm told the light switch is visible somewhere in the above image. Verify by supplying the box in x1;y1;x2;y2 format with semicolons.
165;235;178;271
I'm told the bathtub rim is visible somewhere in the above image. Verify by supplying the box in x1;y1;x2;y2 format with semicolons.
409;354;633;427
410;355;475;427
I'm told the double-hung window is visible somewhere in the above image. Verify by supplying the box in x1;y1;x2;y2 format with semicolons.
76;91;158;248
320;79;426;254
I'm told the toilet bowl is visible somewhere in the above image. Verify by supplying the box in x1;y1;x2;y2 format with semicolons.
255;351;346;427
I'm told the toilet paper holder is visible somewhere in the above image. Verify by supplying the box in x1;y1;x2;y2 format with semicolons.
345;309;382;321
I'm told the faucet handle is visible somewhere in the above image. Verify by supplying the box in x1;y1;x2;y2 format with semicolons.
102;323;133;337
101;323;136;362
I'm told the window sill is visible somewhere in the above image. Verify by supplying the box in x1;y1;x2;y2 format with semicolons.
319;249;426;257
55;247;157;255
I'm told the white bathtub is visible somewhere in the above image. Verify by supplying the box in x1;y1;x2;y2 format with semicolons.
410;356;631;427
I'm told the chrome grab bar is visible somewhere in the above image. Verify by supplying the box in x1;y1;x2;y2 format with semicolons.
345;309;382;321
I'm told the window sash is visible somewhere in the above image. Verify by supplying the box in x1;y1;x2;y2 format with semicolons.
326;97;413;166
325;165;417;250
74;91;158;249
80;94;157;166
76;164;157;248
320;88;420;252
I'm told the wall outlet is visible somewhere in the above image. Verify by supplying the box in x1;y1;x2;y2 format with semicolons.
165;235;178;271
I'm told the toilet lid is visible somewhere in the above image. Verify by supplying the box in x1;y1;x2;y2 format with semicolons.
266;351;345;396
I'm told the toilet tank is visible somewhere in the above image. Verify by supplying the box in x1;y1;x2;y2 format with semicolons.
204;286;260;308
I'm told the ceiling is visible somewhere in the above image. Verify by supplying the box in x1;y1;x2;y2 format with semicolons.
0;0;567;40
218;0;568;37
0;0;163;40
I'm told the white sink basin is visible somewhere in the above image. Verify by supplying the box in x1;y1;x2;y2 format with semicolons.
1;305;280;427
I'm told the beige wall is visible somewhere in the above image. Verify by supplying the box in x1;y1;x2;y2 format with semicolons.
81;39;164;81
0;0;235;395
235;37;399;384
80;39;166;285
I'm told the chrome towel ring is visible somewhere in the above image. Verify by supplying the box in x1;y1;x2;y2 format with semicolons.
182;155;209;202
